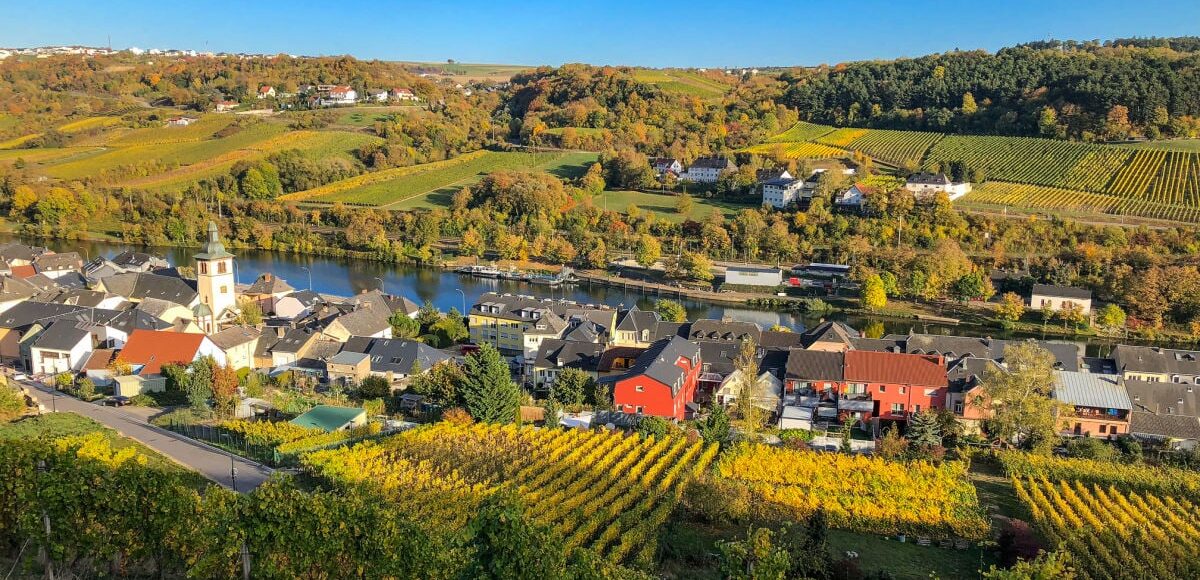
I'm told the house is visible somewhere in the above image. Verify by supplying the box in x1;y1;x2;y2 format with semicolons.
269;328;319;367
842;350;948;424
338;336;453;384
904;172;971;201
714;368;782;413
134;298;200;330
275;290;324;320
110;251;170;272
1125;378;1200;449
649;157;682;176
607;336;702;421
800;321;860;352
834;182;877;209
326;351;371;386
290;405;367;432
613;307;661;347
756;167;792;183
894;334;1081;372
1053;371;1130;439
166;116;197;127
0;302;93;365
96;272;199;309
82;348;117;387
1111;345;1200;383
0;243;49;267
0;276;47;314
598;346;647;378
530;339;605;391
761;178;804;209
33;252;82;279
680;156;736;183
113;330;226;397
47;288;126;310
724;265;783;288
214;100;238;112
28;320;93;376
1030;284;1092;315
367;89;389;102
257;85;276;99
945;357;1001;433
242;273;294;314
323;304;392;342
317;85;357;107
210;326;262;370
391;87;419;101
469;292;612;359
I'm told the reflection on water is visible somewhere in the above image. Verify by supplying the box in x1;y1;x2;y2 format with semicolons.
16;234;1115;355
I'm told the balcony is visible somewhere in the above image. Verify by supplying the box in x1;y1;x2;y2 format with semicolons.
838;398;873;412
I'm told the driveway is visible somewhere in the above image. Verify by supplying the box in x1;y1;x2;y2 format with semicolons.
21;380;273;491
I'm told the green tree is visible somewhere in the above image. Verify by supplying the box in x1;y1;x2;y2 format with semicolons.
409;360;465;407
589;380;612;411
634;234;661;268
358;375;392;400
460;344;520;423
860;273;887;311
697;405;731;445
390;310;421;339
1097;303;1126;332
550;367;591;408
672;251;714;283
952;270;995;302
0;385;24;421
996;292;1026;322
983;550;1075;580
637;416;670;439
1065;437;1117;461
431;307;469;344
906;410;942;457
675;194;695;215
654;299;687;323
236;297;263;325
717;527;791;580
980;343;1069;454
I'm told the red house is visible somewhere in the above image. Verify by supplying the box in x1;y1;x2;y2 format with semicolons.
843;350;948;422
609;337;702;421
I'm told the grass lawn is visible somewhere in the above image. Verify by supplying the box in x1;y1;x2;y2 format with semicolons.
659;520;990;580
302;150;589;208
0;413;209;488
632;69;730;99
597;189;754;222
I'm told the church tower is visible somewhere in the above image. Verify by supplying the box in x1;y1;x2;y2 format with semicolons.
194;221;237;333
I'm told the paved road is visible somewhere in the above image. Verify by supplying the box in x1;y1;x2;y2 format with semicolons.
22;381;274;491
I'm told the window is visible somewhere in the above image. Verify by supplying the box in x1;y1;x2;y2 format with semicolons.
199;262;207;275
899;386;906;395
890;403;904;413
635;386;644;393
1099;424;1107;434
913;404;921;413
217;261;227;274
220;285;228;294
878;385;886;393
953;402;964;414
635;406;644;414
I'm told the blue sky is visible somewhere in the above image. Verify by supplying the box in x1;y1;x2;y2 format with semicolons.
4;0;1200;67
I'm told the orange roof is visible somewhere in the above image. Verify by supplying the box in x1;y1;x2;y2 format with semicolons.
844;350;947;387
117;329;207;375
10;265;35;279
852;182;880;195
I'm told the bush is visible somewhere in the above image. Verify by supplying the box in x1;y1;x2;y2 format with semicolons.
129;394;156;407
1064;437;1117;461
778;428;815;444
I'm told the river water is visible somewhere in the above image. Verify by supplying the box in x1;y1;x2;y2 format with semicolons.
14;235;1115;354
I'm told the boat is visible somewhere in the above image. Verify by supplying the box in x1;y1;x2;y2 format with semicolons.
455;265;502;278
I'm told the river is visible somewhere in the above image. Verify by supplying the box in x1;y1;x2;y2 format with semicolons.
12;235;1116;355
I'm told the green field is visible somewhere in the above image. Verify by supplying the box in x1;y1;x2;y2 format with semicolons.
299;150;598;208
632;69;730;99
597;189;751;222
1126;139;1200;152
334;106;424;127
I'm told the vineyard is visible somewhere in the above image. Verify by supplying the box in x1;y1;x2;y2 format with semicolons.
301;422;718;568
741;141;845;159
1014;478;1200;579
715;444;989;540
835;129;943;166
767;121;836;143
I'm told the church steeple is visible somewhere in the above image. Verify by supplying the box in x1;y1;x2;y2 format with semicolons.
195;221;233;260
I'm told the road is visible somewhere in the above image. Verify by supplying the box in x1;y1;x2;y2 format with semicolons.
22;380;274;491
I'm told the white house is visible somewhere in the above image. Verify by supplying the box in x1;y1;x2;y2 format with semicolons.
650;157;683;176
391;87;419;102
275;290;324;319
834;182;877;209
367;89;389;102
214;100;238;112
714;369;782;412
166;116;197;127
29;321;93;376
762;178;804;209
725;265;784;287
257;85;276;99
1030;284;1093;315
905;172;972;201
317;86;357;107
756;167;792;183
680;156;736;183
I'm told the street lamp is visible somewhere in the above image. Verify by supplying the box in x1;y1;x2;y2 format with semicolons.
455;288;466;315
230;455;239;493
373;277;385;295
300;266;312;291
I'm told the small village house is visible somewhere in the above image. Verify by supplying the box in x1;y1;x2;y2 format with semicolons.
1029;284;1093;315
761;177;804;209
679;156;736;183
607;336;702;421
904;172;971;200
1054;371;1130;439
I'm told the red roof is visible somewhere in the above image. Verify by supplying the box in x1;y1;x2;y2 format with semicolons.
10;265;35;279
843;350;947;387
259;85;273;93
117;330;207;375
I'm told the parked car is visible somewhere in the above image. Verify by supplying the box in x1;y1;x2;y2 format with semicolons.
100;396;131;407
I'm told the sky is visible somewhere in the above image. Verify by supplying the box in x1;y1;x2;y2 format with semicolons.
4;0;1200;68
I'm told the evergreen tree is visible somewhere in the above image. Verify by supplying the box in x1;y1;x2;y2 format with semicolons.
697;405;731;446
906;410;942;450
460;344;520;423
550;367;590;408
